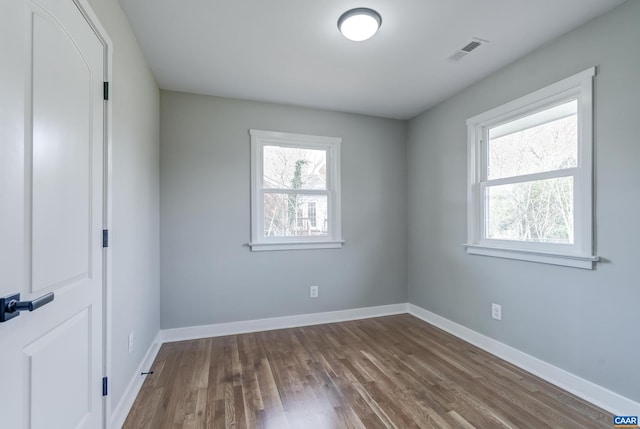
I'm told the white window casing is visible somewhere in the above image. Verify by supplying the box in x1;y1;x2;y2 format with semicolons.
249;129;344;251
464;68;599;269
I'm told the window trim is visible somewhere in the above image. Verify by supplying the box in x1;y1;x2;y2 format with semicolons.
464;68;599;269
249;129;344;252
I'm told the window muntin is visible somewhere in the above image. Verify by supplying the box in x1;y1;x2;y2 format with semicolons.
466;68;597;268
250;130;342;251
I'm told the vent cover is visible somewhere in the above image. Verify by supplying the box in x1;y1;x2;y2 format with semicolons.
448;37;488;62
461;41;481;53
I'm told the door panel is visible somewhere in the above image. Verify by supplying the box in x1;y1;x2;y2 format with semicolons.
0;0;105;427
32;8;93;293
25;309;91;429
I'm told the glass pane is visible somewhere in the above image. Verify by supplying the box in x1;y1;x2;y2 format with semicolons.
488;100;578;180
263;145;326;190
264;193;328;237
486;177;574;244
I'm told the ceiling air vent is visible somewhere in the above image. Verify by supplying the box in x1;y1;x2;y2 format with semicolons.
448;37;488;62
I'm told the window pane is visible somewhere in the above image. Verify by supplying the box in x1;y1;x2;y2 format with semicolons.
488;100;577;180
263;145;326;190
264;193;328;237
486;176;574;244
307;202;317;227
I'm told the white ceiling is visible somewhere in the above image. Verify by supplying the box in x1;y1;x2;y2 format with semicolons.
120;0;625;119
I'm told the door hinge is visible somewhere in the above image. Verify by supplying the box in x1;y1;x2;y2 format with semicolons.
103;82;109;101
102;229;109;248
102;377;108;396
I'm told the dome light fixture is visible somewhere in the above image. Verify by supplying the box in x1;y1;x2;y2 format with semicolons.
337;8;382;42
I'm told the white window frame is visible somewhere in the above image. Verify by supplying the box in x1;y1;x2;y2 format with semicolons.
249;129;344;252
464;68;599;269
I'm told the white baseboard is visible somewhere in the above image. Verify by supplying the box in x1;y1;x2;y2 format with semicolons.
160;303;409;343
408;303;640;416
111;332;162;429
112;302;639;426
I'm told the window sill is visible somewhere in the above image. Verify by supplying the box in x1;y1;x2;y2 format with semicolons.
249;240;345;252
462;244;599;269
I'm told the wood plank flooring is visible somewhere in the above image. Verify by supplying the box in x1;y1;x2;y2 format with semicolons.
123;314;612;428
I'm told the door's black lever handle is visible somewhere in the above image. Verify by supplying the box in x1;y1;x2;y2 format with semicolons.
9;292;54;312
0;292;55;322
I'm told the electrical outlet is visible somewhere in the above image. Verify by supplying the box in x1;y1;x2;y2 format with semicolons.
310;285;319;298
492;303;502;321
128;332;134;354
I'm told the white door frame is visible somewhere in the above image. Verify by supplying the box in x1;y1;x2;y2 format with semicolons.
70;1;113;427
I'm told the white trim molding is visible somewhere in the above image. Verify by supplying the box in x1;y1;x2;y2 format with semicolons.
160;303;409;343
463;243;599;269
69;0;115;426
249;129;344;252
465;67;597;269
248;240;346;252
408;304;640;417
111;333;162;429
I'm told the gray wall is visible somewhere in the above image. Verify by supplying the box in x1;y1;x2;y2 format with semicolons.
160;92;407;329
407;0;640;402
87;0;160;413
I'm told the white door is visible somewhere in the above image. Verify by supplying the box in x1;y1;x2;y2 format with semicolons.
0;0;106;428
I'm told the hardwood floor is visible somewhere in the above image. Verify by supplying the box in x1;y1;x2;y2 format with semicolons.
123;314;611;428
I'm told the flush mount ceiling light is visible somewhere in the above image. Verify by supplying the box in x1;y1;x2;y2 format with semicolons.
337;8;382;42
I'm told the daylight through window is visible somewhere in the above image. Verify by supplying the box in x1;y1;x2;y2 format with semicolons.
250;130;343;251
465;68;598;269
486;100;577;244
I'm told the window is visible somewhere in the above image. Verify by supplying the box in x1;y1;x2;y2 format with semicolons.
465;68;598;269
307;202;317;228
296;206;305;229
249;129;343;251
